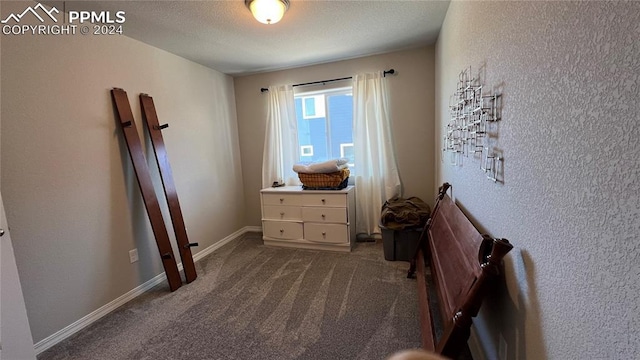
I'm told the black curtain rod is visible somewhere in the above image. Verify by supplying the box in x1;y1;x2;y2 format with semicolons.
260;69;395;92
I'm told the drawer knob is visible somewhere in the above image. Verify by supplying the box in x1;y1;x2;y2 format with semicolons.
280;212;285;216
321;214;326;218
321;199;326;203
322;231;326;237
279;198;284;203
280;229;284;233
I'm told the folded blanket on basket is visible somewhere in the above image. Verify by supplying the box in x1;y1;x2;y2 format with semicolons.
293;158;349;174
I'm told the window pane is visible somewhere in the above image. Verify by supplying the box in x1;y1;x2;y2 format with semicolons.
296;98;328;162
301;145;314;156
340;143;354;166
328;93;353;162
304;97;316;117
301;95;325;119
295;88;353;173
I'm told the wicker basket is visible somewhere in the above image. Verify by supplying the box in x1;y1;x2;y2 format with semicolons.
298;168;350;189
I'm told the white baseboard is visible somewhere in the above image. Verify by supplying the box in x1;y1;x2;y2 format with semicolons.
33;226;259;355
190;226;261;264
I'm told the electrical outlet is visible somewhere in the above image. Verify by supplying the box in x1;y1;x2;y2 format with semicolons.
498;333;508;360
129;249;139;263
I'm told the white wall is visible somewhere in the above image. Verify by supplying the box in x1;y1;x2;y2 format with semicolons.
1;195;36;360
436;2;640;359
235;47;436;226
1;2;245;344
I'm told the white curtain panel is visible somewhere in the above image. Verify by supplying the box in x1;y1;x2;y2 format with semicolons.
352;72;402;235
262;85;300;189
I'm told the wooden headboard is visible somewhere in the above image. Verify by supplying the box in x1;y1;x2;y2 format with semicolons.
411;183;513;358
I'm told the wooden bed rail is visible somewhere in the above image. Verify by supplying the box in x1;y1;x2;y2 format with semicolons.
411;183;513;358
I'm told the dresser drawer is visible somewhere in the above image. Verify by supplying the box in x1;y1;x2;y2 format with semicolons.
302;207;347;223
261;186;354;252
302;193;346;207
304;223;349;244
262;193;303;206
263;205;302;221
263;221;303;240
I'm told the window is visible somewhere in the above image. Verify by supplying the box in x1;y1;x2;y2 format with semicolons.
300;145;314;157
340;143;354;167
301;95;326;119
295;87;354;171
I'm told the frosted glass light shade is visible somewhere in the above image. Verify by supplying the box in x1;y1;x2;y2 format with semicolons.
246;0;289;25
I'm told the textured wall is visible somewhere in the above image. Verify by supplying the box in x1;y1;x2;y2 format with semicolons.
235;47;436;226
1;1;245;343
436;1;640;359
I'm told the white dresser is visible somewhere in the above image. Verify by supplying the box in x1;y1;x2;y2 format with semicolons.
260;186;356;252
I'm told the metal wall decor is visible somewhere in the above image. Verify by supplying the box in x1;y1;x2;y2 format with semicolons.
443;66;503;182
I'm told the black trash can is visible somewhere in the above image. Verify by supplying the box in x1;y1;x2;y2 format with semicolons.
380;225;422;261
379;196;430;261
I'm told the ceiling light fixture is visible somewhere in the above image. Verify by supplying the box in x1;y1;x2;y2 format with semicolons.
245;0;290;25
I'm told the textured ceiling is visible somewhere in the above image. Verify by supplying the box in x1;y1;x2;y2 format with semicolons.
58;0;450;75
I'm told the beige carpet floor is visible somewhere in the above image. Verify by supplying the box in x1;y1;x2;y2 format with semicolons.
38;232;423;360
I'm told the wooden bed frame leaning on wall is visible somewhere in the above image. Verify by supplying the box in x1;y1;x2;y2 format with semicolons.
408;183;513;358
